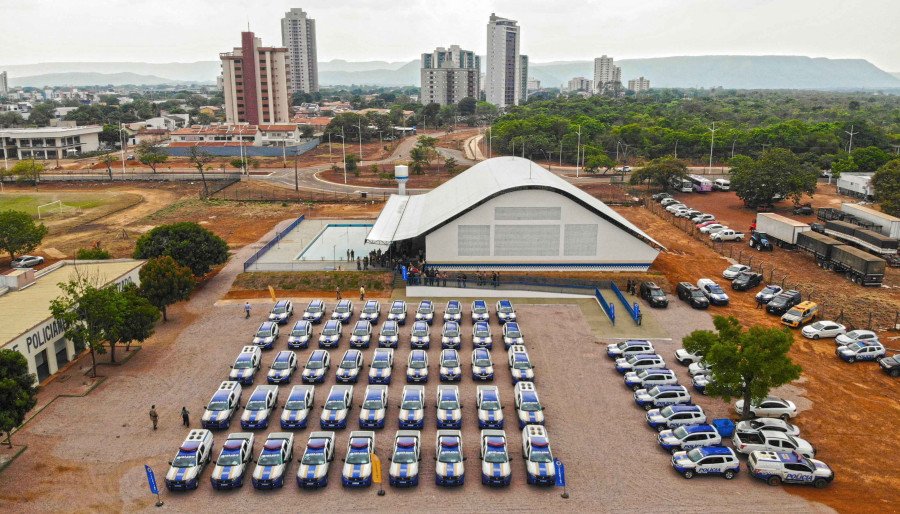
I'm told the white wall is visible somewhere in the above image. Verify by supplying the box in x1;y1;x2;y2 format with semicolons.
424;189;658;267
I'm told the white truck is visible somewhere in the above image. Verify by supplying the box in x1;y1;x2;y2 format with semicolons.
841;203;900;239
251;432;294;489
756;213;810;247
210;432;254;490
480;429;511;487
522;425;556;486
710;229;745;242
165;429;214;491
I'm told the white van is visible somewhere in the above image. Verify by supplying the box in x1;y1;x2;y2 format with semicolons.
714;178;731;191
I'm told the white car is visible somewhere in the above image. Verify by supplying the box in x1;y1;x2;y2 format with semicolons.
301;350;330;384
521;425;556;486
251;432;294;489
436;385;462;429
280;385;314;429
658;424;722;453
302;300;326;324
202;381;243;429
435;430;465;487
691;213;716;224
732;430;815;458
722;264;751;280
672;447;740;480
801;321;846;339
735;396;797;420
699;223;728;234
472;322;493;348
697;278;729;305
11;255;44;268
710;229;744;242
296;432;336;489
358;385;388;429
747;451;834;488
410;321;431;349
389;431;421;487
439;349;462;382
320;385;353;429
665;203;687;213
476;385;504;429
252;321;279;349
674;348;703;365
165;429;213;491
398;385;425;429
688;361;711;376
406;350;429;383
734;418;800;437
368;348;394;384
268;300;293;324
331;299;354;323
607;339;655;358
615;353;666;373
471;348;494;381
415;300;435;324
646;405;707;432
443;300;462;321
287;320;313;349
514;381;544;428
507;345;535;383
480;430;512;487
661;197;681;206
834;329;879;347
241;385;278;430
441;321;462;349
266;350;298;384
210;432;254;490
335;349;364;384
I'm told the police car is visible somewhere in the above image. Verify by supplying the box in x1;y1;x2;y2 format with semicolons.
476;385;504;429
166;429;214;490
634;385;692;411
755;285;783;305
697;278;730;306
646;405;707;432
320;385;353;429
378;320;400;348
210;432;253;489
441;321;462;349
615;353;666;373
733;429;816;458
735;418;801;437
735;396;797;420
672;446;740;480
331;299;354;323
692;372;714;394
514;381;545;428
252;432;294;489
398;385;425;429
658;424;722;453
358;385;388;429
359;300;381;323
507;345;534;383
747;451;834;488
280;385;314;429
444;300;462;322
674;348;704;365
472;321;493;349
342;431;375;487
252;322;279;349
471;300;490;322
348;320;373;348
241;385;278;430
415;300;435;324
836;341;886;363
471;347;495;381
496;300;516;322
688;361;711;376
202;381;243;429
406;349;429;383
296;432;335;488
439;349;462;382
480;430;511;487
436;385;462;429
387;300;408;325
435;430;465;486
389;431;421;487
268;300;293;325
624;368;678;391
410;321;431;349
266;350;298;384
368;348;394;384
301;350;330;384
318;320;343;348
522;425;555;486
501;322;524;349
336;349;364;384
229;346;260;386
302;299;327;324
607;339;655;359
287;320;313;349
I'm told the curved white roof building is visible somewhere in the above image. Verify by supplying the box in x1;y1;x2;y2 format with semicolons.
367;157;663;271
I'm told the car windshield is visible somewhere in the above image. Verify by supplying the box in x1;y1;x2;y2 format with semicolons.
446;304;460;314
306;358;324;369
353;327;369;336
660;406;675;417
364;304;377;313
438;399;459;410
473;305;487;314
306;304;322;313
291;327;308;337
393;448;417;464
785;308;803;317
847;342;865;351
302;449;326;465
673;426;690;439
412;327;428;336
530;448;552;463
172;454;197;468
761;287;778;295
381;326;397;336
207;400;229;411
324;399;346;410
636;370;652;379
391;304;405;314
481;399;500;411
340;358;358;369
484;448;508;463
257;451;283;466
255;328;272;337
419;304;433;313
442;358;460;368
444;327;459;337
708;285;724;294
401;398;422;410
499;305;513;313
372;358;390;369
438;446;462;463
273;305;288;314
335;304;349;313
808;322;826;330
687;449;705;463
217;453;243;466
690;290;706;299
627;355;651;365
272;359;292;370
475;327;490;337
285;399;307;410
234;358;254;369
727;265;743;272
409;359;426;369
323;326;339;336
246;399;268;410
651;289;666;297
474;357;491;367
363;398;384;410
513;359;531;370
505;328;522;338
520;399;541;412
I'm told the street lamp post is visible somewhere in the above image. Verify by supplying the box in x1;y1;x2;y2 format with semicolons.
336;130;347;184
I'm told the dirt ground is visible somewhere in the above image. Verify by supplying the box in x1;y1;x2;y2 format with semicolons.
616;203;899;512
319;165;469;189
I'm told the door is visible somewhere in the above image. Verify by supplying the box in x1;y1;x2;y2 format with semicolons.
34;349;51;382
54;339;70;367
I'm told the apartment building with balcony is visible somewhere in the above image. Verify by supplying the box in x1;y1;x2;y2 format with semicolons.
221;31;292;124
420;45;481;106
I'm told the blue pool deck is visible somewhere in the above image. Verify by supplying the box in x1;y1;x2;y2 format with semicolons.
246;218;382;271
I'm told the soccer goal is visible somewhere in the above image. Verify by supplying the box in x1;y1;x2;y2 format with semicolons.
37;200;62;219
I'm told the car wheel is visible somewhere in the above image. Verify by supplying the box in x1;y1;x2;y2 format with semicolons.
656;425;665;433
847;356;855;363
724;470;736;480
643;404;652;411
767;475;782;486
812;334;819;340
736;237;743;242
890;369;900;378
813;478;828;489
780;413;790;421
682;470;694;479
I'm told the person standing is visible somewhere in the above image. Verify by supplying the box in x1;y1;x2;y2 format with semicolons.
149;405;159;430
461;272;467;288
356;257;362;270
181;407;190;427
336;286;342;300
244;302;251;319
346;249;351;262
351;250;355;261
359;286;366;301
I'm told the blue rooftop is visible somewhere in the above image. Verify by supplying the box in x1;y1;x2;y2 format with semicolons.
697;446;734;457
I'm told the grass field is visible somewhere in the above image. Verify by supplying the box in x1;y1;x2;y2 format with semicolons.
0;192;123;217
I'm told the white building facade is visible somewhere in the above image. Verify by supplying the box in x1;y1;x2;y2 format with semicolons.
281;8;319;94
420;45;481;106
594;55;621;94
628;76;651;93
485;13;527;108
0;71;8;96
221;31;292;124
0;125;102;160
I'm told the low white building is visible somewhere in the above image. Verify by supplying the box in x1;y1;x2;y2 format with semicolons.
0;125;102;160
0;260;144;384
836;173;875;200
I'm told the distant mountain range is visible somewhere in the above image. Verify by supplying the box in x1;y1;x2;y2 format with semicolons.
4;56;899;90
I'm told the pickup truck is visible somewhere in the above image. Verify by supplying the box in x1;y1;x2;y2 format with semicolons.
732;430;815;458
710;229;745;242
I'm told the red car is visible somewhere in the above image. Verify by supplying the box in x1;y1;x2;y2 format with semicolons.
696;221;718;228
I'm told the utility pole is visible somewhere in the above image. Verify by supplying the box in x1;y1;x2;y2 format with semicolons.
340;127;347;184
576;125;582;177
357;119;363;157
615;141;620;163
559;140;563;167
845;124;858;153
119;122;126;175
731;139;736;159
707;122;717;172
294;147;299;192
674;140;678;159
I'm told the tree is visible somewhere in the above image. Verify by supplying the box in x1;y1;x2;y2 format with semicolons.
850;146;891;173
188;146;214;198
106;284;159;358
628;156;688;190
0;210;48;263
683;316;802;421
584;153;615;174
0;111;26;128
409;146;429;175
136;140;168;173
229;157;259;172
0;350;37;448
369;164;380;175
872;159;900;217
98;124;123;146
139;256;196;321
730;149;817;209
99;152;116;180
421;103;440;128
444;156;459;174
345;153;360;176
830;154;858;177
10;159;44;185
458;97;477;116
133;222;229;276
49;273;118;378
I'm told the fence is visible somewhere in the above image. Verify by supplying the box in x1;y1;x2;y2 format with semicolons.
594;288;616;324
163;138;320;158
243;215;305;272
610;282;640;324
210;185;391;205
645;198;900;332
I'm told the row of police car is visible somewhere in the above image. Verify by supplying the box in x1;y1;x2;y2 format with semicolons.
605;339;835;488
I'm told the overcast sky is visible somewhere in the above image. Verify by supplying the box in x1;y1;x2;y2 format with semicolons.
3;0;898;70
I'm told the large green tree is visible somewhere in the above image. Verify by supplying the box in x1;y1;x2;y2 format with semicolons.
872;159;900;217
629;156;688;190
139;256;196;321
0;210;48;262
683;316;802;421
133;222;228;276
105;284;159;360
730;149;817;208
50;274;120;377
0;350;38;447
9;160;44;185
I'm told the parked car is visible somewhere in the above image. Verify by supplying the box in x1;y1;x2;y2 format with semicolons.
710;229;744;242
501;322;525;348
438;349;462;382
634;385;693;411
287;320;313;349
378;321;400;348
165;429;213;491
660;197;680;206
251;432;294;489
387;300;407;325
507;345;535;383
358;385;388;429
296;432;336;489
202;381;243;429
359;300;381;323
676;282;709;309
697;278;729;306
389;431;422;487
513;381;544;428
780;301;819;328
699;223;728;234
747;451;833;488
266;350;298;384
441;321;462;349
624;368;678;391
793;204;813;216
765;290;802;316
658;424;722;453
713;178;730;191
472;321;493;349
496;299;517;323
836;341;886;363
335;349;364;383
691;213;716;224
398;385;425;429
348;320;373;348
671;446;740;480
674;348;703;365
734;418;800;437
331;299;353;323
521;425;556;486
615;353;666;373
653;192;672;201
318;320;343;348
434;430;465;487
210;432;254;489
268;300;293;325
301;350;331;384
607;339;655;359
341;431;375;487
435;385;463;429
320;385;353;430
471;348;495;381
476;385;504;429
722;264;751;280
415;300;435;324
639;281;669;308
229;346;261;385
835;329;879;347
406;350;429;383
240;385;278;430
10;255;44;268
646;405;707;432
878;354;900;377
302;300;326;324
732;430;815;459
480;430;512;487
280;385;314;429
410;321;431;349
755;285;783;304
735;396;797;420
471;300;490;322
368;348;394;385
732;272;763;291
443;300;462;321
252;322;279;349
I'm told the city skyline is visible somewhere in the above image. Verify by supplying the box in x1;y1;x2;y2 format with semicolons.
2;0;899;71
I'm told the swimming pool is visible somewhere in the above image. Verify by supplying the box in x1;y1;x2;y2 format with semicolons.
297;224;382;261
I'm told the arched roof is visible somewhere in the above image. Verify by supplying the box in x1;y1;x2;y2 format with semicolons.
366;156;664;249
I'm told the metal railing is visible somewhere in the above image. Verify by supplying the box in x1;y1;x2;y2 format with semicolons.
595;288;616;324
610;282;640;324
243;215;305;272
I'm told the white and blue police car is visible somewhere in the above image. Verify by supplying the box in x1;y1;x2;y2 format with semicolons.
410;321;431;349
251;432;293;489
522;425;555;486
502;322;524;349
471;300;489;322
507;345;534;384
280;385;314;430
672;446;740;480
415;300;435;324
302;299;326;324
266;350;297;384
320;385;353;430
301;349;330;384
658;424;722;453
349;320;373;349
378;320;400;348
389;431;421;487
406;350;429;383
836;341;886;363
296;432;335;489
646;405;707;432
240;385;278;430
368;348;394;384
229;346;261;385
342;431;375;487
435;430;465;486
165;429;213;491
202;381;242;430
318;320;343;349
441;321;462;349
387;300;407;325
439;349;462;382
336;349;364;384
331;299;354;323
747;450;834;488
398;385;425;429
607;339;655;359
268;300;293;325
444;300;462;321
480;430;511;487
496;300;516;323
436;385;462;429
634;385;692;411
252;322;279;350
358;385;388;429
624;368;677;391
514;381;544;428
476;385;504;429
359;300;381;323
692;372;714;394
472;321;493;349
472;348;495;381
615;353;666;374
210;432;253;490
287;320;312;349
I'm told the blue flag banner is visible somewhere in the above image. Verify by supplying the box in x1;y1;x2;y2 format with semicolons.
554;458;566;487
401;265;408;281
145;465;159;495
